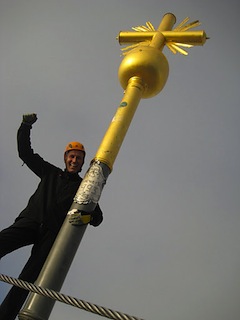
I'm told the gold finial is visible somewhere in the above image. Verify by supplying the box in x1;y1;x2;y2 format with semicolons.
118;17;208;56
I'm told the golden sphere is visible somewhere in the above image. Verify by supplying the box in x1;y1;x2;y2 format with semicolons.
118;46;169;99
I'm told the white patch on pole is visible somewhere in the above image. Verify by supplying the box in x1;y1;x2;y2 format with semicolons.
74;162;106;205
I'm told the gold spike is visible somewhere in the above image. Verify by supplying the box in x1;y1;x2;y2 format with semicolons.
173;42;193;48
120;41;150;55
173;17;201;32
132;26;141;31
140;25;152;31
132;21;155;32
174;17;190;31
169;43;189;55
167;44;177;54
179;20;201;31
146;21;155;31
121;43;139;51
132;26;148;32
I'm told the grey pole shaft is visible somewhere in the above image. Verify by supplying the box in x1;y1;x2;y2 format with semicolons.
19;162;110;320
19;222;87;320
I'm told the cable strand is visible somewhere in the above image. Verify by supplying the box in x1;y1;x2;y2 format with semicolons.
0;274;144;320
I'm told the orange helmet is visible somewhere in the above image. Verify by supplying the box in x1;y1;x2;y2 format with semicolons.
65;141;85;154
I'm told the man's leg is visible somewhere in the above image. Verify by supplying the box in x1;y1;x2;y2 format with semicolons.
0;224;56;320
0;218;38;258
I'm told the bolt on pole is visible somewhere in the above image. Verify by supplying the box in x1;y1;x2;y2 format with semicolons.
19;13;207;320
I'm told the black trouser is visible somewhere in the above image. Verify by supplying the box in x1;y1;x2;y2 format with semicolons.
0;218;57;320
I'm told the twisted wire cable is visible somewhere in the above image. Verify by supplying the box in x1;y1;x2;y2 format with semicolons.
0;274;145;320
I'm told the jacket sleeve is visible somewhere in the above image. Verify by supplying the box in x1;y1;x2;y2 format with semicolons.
17;123;52;178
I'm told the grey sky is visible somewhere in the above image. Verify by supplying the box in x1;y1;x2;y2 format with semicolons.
0;1;240;320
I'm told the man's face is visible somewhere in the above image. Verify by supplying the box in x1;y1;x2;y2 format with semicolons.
64;150;85;174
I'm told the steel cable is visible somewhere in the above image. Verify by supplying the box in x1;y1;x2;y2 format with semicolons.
0;274;144;320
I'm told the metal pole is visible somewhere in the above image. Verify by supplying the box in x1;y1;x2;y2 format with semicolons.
18;79;146;320
19;14;173;320
18;12;207;319
18;224;88;320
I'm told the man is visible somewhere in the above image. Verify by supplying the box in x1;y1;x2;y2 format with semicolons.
0;114;103;319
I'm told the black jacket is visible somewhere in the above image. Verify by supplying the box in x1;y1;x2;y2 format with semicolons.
16;123;103;233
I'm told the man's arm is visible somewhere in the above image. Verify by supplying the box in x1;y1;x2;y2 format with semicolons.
17;113;38;161
17;114;49;177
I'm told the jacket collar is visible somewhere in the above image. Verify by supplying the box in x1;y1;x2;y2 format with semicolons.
63;169;82;181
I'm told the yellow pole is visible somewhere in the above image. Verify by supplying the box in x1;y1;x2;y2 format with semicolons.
94;13;176;171
150;13;176;49
94;77;144;170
